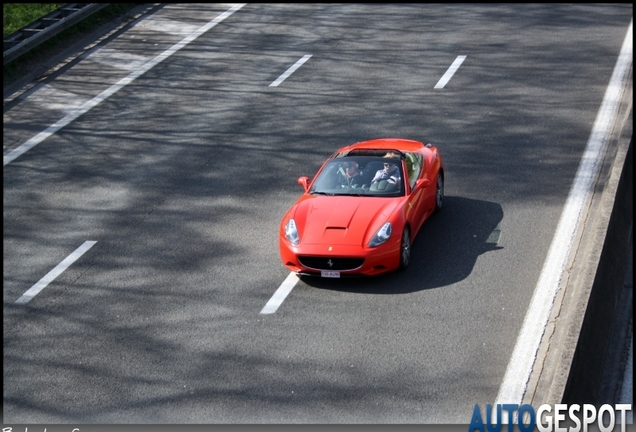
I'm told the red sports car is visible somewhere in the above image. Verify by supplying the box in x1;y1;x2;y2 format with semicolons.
279;138;444;277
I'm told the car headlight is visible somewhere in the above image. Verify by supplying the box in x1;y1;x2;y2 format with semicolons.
368;222;392;247
285;219;300;245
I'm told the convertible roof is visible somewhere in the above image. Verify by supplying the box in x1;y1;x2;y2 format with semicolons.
339;149;405;159
340;138;424;152
335;138;426;159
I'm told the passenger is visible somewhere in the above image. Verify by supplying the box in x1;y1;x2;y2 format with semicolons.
371;162;400;184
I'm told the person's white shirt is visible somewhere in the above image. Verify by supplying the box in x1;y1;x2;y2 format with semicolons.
372;163;400;184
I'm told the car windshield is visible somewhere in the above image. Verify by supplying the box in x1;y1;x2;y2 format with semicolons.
309;156;404;197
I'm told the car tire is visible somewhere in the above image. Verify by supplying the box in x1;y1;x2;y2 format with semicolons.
399;225;411;271
434;172;444;212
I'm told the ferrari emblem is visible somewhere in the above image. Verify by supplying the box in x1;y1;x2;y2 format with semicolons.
328;246;333;251
327;259;334;267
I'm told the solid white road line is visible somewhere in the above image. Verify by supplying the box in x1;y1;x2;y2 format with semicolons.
269;54;313;87
15;241;97;305
495;19;633;414
3;4;245;167
434;55;466;89
261;272;300;314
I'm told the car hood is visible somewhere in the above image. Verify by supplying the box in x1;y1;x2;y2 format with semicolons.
293;195;400;246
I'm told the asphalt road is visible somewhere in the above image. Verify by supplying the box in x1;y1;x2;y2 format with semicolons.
3;4;633;424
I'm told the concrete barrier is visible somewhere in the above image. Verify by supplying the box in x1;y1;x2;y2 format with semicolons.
563;136;633;404
526;64;633;406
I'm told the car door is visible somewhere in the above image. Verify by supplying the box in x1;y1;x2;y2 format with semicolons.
404;153;429;235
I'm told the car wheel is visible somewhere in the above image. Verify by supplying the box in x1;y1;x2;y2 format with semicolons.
434;172;444;212
399;225;411;271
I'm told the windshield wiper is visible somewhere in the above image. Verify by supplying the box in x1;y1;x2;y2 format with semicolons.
311;191;334;196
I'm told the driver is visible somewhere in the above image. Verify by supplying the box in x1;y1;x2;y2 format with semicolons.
339;161;360;186
345;161;359;184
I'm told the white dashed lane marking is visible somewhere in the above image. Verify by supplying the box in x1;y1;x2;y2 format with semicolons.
15;241;97;305
270;55;313;87
434;55;466;89
261;272;299;314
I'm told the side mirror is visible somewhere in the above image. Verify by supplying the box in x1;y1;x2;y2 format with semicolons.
415;178;431;190
297;176;310;192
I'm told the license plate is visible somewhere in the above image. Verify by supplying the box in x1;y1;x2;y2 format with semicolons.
321;271;340;278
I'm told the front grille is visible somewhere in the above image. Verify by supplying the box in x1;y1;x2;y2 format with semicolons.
298;256;364;271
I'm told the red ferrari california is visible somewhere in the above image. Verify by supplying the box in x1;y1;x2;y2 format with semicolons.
279;138;444;277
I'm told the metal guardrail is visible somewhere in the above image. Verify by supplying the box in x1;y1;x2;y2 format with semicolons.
3;3;109;66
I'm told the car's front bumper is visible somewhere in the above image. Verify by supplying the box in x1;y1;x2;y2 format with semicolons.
278;236;402;277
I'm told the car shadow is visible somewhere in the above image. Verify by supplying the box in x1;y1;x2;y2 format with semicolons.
299;196;503;294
